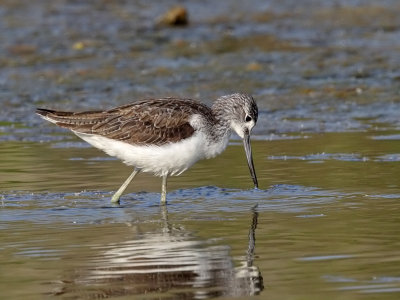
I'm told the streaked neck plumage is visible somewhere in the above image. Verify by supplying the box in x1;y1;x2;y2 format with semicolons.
192;95;238;159
210;94;242;140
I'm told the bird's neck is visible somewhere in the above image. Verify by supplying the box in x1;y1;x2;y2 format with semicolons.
198;103;230;158
211;96;234;138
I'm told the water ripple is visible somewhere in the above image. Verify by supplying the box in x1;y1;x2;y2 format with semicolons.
0;185;346;224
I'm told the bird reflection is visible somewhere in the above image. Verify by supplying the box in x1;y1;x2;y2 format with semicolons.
62;206;263;299
230;205;263;297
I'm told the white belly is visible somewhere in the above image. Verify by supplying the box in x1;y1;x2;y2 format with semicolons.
74;131;230;177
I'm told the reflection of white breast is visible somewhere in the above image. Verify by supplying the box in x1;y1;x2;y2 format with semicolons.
80;231;262;298
64;206;263;299
89;234;231;277
82;232;235;299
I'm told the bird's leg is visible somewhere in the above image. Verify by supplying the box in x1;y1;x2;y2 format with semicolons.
111;169;140;204
161;174;168;204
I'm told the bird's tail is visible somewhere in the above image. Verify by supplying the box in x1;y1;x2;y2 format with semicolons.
35;108;108;131
36;108;74;125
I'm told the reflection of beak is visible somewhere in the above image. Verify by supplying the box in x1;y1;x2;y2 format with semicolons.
243;131;258;189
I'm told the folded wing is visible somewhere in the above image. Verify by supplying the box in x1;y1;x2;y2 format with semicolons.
36;98;213;145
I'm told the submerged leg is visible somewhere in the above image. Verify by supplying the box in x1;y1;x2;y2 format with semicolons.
111;169;140;203
161;174;168;204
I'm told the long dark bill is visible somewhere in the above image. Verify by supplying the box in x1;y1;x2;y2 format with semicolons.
243;132;258;189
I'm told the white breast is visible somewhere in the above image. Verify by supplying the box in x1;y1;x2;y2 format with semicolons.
74;130;231;177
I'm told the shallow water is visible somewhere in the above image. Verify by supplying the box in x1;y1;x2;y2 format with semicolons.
1;0;400;299
2;132;400;299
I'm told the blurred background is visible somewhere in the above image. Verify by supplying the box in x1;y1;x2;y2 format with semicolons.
1;0;400;136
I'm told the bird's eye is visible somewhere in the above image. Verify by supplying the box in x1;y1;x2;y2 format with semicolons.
245;115;252;122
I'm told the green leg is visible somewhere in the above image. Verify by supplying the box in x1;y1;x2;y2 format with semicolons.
161;174;168;204
111;169;139;204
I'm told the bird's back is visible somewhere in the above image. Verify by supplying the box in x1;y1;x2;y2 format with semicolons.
36;98;215;146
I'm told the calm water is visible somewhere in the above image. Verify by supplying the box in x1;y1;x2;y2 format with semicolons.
1;0;400;299
2;132;400;299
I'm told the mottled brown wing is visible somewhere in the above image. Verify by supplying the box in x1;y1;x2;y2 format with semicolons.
36;98;213;145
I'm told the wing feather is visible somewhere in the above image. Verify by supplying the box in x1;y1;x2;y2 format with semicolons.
36;98;214;145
